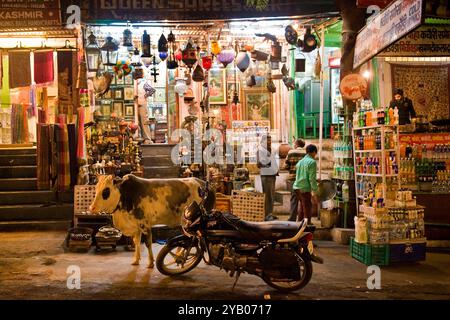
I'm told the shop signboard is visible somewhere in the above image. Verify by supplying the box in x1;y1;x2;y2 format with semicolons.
399;133;450;146
357;0;393;9
353;0;424;69
0;0;61;29
380;25;450;56
81;0;338;22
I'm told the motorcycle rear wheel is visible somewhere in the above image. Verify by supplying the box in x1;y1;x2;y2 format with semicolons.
156;243;203;276
262;253;312;292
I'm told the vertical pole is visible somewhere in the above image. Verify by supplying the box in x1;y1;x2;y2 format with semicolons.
319;27;325;180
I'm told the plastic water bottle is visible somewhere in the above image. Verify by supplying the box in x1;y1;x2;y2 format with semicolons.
342;181;350;202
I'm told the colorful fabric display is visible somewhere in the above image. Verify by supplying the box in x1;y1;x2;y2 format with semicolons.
34;51;54;85
9;51;31;89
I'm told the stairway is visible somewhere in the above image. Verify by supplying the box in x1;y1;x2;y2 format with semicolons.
141;144;180;179
0;147;73;231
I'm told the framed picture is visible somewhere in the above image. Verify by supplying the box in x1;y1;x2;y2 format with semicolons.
101;101;111;117
153;87;166;102
124;74;133;85
114;88;124;100
209;68;226;105
103;89;112;100
115;74;125;85
227;82;240;103
112;101;123;117
242;89;272;127
124;87;134;101
124;103;135;118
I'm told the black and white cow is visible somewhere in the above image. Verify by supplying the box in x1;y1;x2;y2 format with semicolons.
89;174;215;267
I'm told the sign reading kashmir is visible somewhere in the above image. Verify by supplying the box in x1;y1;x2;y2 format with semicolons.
0;0;61;29
85;0;338;21
353;0;423;69
400;133;450;146
380;25;450;56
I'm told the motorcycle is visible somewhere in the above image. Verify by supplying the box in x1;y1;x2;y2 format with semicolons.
155;187;323;292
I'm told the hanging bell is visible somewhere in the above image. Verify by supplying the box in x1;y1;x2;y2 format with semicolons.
192;65;205;82
236;50;250;73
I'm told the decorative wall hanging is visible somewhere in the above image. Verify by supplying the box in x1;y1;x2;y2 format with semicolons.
285;25;298;45
303;27;317;53
281;64;295;91
113;59;132;79
236;50;250;72
143;82;156;98
242;89;272;126
209;68;226;104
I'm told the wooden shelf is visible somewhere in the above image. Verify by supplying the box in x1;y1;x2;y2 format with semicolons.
353;124;398;130
354;149;397;153
356;173;398;177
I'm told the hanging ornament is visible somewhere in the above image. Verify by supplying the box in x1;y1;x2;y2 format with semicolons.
113;59;132;79
174;78;188;96
285;25;298;45
175;49;182;62
192;64;205;82
122;28;134;52
159;52;168;61
217;49;235;68
235;50;250;73
168;31;176;43
143;82;156;98
167;57;178;69
182;40;198;71
158;33;168;53
246;75;256;87
211;40;221;56
267;79;276;93
141;30;153;67
201;56;213;71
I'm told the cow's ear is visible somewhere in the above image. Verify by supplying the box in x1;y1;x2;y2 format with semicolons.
113;177;123;185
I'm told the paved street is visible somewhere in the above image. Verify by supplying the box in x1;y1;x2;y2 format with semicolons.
0;231;449;300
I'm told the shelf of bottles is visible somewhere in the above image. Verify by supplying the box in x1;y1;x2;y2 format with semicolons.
400;143;450;194
352;100;401;214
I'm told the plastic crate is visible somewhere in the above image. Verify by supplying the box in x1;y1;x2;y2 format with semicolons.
350;237;390;266
389;241;426;263
231;190;265;222
74;185;97;214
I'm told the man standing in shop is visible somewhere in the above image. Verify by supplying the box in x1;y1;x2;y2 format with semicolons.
257;134;279;221
284;138;306;221
389;88;417;125
293;144;319;225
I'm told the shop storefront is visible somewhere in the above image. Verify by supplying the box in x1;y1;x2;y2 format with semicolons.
350;0;450;248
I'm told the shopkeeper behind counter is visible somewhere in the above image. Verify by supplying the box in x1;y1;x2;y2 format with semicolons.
389;88;417;125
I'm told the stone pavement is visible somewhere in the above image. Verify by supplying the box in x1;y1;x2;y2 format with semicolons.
0;231;449;300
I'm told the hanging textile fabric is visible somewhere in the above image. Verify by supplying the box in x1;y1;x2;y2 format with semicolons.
28;84;37;118
67;123;78;188
34;50;54;85
0;51;3;90
56;115;71;191
57;51;77;116
9;51;31;89
37;124;51;190
11;104;28;144
1;53;11;105
76;107;86;160
37;87;49;123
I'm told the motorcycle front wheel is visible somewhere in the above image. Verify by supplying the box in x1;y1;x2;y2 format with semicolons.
156;242;203;276
262;253;313;292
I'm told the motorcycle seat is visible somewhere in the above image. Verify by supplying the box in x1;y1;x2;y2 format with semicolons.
235;220;314;241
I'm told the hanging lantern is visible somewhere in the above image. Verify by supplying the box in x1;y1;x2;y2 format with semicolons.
131;48;144;79
182;41;198;71
201;56;213;71
217;49;235;68
211;40;221;56
175;49;182;61
174;78;188;96
141;30;153;67
85;32;101;73
235;50;250;73
168;30;176;43
167;56;178;69
100;36;119;67
270;42;282;62
158;33;168;53
122;28;134;52
192;64;205;82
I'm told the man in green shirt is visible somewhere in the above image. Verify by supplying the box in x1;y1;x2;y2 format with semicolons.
293;144;319;224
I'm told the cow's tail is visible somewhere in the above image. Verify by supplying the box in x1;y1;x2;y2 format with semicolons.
194;178;216;212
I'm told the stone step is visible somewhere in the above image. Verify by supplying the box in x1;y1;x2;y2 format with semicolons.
0;204;73;222
0;154;36;166
141;155;174;167
0;166;37;178
0;220;71;232
0;178;37;191
140;144;176;157
0;191;57;205
144;166;180;179
0;147;36;155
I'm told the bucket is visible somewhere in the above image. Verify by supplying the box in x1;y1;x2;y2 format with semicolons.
320;209;337;228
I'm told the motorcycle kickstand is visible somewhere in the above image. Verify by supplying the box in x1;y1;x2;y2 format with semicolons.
231;271;241;291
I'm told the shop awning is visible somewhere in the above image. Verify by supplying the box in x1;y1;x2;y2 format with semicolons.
324;20;342;48
71;0;339;23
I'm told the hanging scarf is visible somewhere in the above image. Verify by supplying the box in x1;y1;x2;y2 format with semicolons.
56;115;71;191
34;50;54;85
57;51;78;116
1;53;10;106
76;107;86;160
9;51;31;89
37;124;51;190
